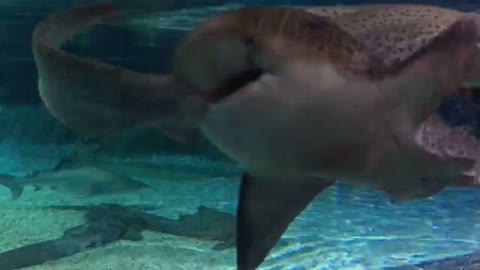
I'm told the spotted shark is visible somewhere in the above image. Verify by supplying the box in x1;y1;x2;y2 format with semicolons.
31;4;480;269
0;165;149;199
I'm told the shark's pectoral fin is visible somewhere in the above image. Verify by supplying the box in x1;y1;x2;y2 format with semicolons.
161;128;203;145
212;238;235;250
237;173;334;270
121;227;144;241
386;177;446;204
8;186;23;200
0;175;24;200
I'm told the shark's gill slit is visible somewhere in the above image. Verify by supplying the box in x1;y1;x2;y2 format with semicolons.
208;68;264;103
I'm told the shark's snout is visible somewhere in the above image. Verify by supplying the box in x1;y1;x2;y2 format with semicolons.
173;25;266;105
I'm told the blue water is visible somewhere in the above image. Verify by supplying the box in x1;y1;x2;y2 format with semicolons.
2;1;480;269
2;142;480;269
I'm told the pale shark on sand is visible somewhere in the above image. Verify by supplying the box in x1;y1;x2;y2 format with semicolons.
0;165;150;199
31;4;480;270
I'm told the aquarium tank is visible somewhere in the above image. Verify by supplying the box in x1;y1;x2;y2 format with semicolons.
1;0;480;269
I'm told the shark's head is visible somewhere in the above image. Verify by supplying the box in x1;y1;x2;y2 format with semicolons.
172;9;266;105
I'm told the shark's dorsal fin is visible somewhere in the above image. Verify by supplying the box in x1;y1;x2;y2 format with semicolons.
0;175;24;200
236;173;334;269
121;226;144;241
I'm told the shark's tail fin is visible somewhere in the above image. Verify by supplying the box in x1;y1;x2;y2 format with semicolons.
0;175;23;200
32;5;206;138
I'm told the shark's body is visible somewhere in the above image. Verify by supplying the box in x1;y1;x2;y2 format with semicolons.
0;165;149;199
31;4;480;270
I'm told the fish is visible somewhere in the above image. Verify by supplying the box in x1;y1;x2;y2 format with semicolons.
0;211;139;270
0;203;235;270
45;203;236;250
31;4;480;270
0;165;150;199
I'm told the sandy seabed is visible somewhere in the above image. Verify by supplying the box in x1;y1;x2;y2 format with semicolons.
2;144;480;269
0;150;239;270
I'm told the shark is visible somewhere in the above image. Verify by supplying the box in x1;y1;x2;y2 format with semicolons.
0;203;236;270
0;206;140;270
46;203;236;250
31;4;480;270
0;165;150;199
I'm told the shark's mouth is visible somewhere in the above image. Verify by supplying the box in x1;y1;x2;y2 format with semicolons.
208;68;264;104
415;93;480;184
